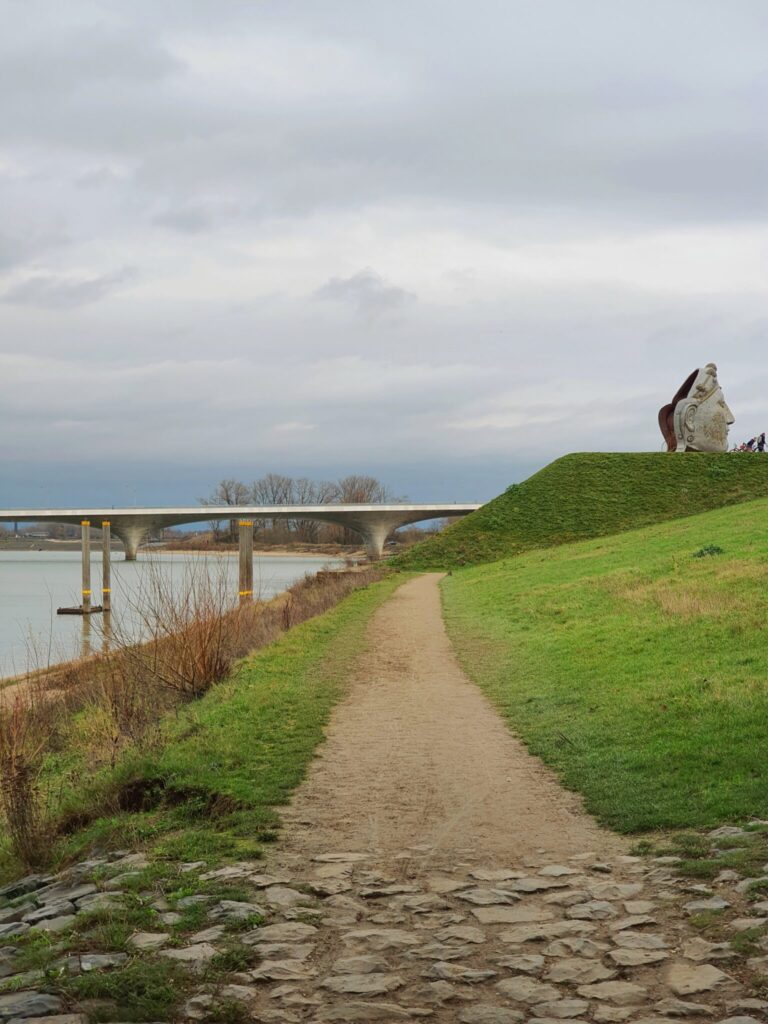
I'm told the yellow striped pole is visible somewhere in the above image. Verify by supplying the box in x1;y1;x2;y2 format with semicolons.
81;520;91;614
101;521;111;613
239;519;254;604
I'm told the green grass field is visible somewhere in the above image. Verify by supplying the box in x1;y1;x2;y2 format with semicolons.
397;452;768;569
440;497;768;832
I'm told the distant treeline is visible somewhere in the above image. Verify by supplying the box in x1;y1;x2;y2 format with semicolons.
202;474;400;544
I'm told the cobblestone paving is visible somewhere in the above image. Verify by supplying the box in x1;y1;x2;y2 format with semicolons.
2;833;768;1023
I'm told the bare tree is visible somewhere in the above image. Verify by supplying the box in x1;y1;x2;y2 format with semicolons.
199;473;398;547
201;478;250;542
335;475;393;504
292;477;337;542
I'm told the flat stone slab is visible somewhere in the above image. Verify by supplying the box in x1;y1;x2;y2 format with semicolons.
254;942;314;960
159;943;219;968
22;902;75;925
263;886;306;908
655;997;717;1016
496;977;561;1003
577;981;647;1005
681;938;734;962
436;924;486;944
609;949;669;967
409;942;474;961
496;953;545;974
208;899;264;922
58;953;128;974
458;1008;525;1023
426;961;497;983
499;921;595;943
507;877;571;893
473;905;554;925
665;963;735;996
470;869;525;882
251;959;317;981
331;955;391;975
532;999;590;1019
342;928;420;951
320;973;405;995
245;922;318;943
544;937;608;958
544;957;617;984
457;888;519;906
614;932;668;950
566;901;618;921
0;993;63;1019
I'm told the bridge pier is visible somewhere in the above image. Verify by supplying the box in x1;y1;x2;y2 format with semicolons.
114;523;150;561
359;520;393;561
81;520;91;613
101;521;111;612
239;519;254;603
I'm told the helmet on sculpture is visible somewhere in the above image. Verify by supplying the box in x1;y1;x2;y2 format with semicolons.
658;363;734;453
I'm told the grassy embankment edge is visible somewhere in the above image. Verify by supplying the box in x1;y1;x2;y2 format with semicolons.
396;452;768;569
439;496;768;835
1;572;407;883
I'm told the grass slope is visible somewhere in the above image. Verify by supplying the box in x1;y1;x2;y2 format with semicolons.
397;452;768;568
2;574;404;881
441;497;768;832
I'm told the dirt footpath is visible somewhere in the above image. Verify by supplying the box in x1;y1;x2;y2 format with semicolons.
279;572;623;867
252;574;755;1023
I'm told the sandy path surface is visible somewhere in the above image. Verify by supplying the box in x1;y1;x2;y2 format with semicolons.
278;573;623;868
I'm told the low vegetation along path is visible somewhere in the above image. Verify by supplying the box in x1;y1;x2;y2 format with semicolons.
239;574;757;1023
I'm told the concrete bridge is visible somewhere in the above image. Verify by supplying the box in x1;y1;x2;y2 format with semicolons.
0;504;481;560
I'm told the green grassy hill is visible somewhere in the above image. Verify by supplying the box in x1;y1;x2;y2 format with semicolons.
396;452;768;568
441;496;768;831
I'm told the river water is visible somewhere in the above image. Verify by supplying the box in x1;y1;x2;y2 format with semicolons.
0;550;343;679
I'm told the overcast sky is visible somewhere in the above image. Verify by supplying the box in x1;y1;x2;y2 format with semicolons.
1;0;766;506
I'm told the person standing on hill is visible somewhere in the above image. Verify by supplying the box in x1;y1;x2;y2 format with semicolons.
758;433;766;452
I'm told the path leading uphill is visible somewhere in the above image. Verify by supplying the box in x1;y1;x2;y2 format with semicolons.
277;573;621;867
238;575;756;1022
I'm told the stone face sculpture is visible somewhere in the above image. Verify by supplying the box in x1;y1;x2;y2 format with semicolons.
658;363;734;452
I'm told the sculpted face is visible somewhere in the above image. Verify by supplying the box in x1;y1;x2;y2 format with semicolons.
658;363;734;453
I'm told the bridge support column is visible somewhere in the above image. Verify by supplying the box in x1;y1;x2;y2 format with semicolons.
81;520;92;613
359;519;393;561
238;519;253;603
115;523;150;561
101;521;111;612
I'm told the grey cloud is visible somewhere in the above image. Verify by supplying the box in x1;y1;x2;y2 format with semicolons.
0;1;766;506
0;1;763;225
0;235;32;272
2;268;137;310
315;270;416;321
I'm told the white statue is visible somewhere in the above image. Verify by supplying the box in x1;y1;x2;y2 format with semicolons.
659;363;734;453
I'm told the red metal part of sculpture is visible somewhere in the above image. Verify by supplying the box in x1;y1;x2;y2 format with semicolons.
658;369;698;452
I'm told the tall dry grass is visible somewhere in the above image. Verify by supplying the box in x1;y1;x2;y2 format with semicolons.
0;683;62;868
0;562;382;868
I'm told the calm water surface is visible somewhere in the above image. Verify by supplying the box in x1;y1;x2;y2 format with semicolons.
0;550;343;679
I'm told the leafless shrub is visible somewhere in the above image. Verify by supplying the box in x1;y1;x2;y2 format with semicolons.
101;558;241;700
0;685;60;868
